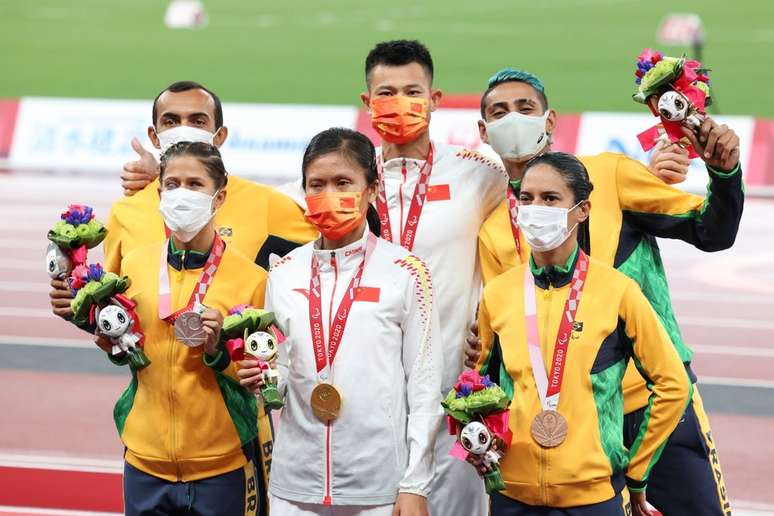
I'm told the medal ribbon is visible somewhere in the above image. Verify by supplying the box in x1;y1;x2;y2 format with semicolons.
506;186;521;255
309;232;377;381
158;232;225;323
375;143;434;251
523;250;589;411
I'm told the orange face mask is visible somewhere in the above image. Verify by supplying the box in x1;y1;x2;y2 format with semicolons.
370;95;429;144
304;191;366;241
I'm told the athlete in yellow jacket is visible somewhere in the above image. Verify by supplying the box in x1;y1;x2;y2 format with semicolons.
474;69;741;515
89;142;267;515
49;82;317;515
476;152;690;515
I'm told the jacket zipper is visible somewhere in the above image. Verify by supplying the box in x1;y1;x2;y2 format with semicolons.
540;285;552;505
399;159;407;243
169;253;185;480
323;251;338;505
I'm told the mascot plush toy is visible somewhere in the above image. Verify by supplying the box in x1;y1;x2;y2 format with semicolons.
633;48;711;158
222;305;286;410
442;370;512;493
69;263;150;369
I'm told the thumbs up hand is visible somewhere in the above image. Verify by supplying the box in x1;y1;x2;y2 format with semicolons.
121;137;159;196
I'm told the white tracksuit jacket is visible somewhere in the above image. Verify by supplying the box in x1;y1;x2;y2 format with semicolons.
266;228;443;506
377;141;507;392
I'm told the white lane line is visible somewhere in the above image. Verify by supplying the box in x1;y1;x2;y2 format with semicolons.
0;506;121;516
0;221;54;231
679;316;774;331
0;281;48;293
0;335;93;348
735;500;774;511
0;307;57;318
672;291;774;305
0;259;39;271
693;345;774;358
0;239;49;250
0;452;122;473
700;376;774;389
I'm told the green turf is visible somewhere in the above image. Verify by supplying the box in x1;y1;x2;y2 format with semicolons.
0;0;771;116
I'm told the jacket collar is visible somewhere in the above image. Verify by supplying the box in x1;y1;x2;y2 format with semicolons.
529;245;579;289
313;225;371;270
167;238;212;271
377;141;442;176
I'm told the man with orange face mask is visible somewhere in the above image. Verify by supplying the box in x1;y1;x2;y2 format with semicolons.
361;40;507;516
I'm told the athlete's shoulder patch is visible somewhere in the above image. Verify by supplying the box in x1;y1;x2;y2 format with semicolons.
455;149;505;173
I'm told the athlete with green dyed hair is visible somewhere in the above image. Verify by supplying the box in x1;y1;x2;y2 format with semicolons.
470;67;743;515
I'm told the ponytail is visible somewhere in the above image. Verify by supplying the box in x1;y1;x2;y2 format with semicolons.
366;204;382;237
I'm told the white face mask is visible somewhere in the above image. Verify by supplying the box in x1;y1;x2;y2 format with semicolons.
517;201;582;252
156;126;216;153
159;188;219;242
485;110;550;160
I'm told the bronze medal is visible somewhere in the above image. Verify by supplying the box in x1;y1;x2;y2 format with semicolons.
530;410;568;448
311;383;342;423
174;311;207;347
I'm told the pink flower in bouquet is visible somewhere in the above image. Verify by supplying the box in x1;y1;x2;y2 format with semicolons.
69;264;89;290
61;204;94;226
454;370;495;397
228;304;250;316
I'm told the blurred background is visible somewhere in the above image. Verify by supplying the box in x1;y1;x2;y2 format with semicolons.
1;0;773;514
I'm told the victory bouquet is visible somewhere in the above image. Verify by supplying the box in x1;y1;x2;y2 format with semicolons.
46;205;107;279
69;263;150;370
222;305;286;410
632;48;711;158
442;370;512;493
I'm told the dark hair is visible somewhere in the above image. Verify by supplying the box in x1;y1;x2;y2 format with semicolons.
159;141;228;190
480;68;549;118
301;127;381;236
365;40;434;84
523;152;593;255
152;81;223;129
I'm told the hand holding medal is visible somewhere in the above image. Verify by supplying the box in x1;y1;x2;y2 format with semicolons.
224;305;286;410
442;370;512;493
159;233;226;351
172;307;222;354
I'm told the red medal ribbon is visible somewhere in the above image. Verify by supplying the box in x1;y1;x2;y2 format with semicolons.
309;233;377;378
375;144;434;251
506;186;521;256
158;232;225;324
524;250;589;408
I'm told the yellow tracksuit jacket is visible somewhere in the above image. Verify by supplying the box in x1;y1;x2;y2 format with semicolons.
478;153;743;413
115;240;266;482
104;175;316;497
477;248;691;507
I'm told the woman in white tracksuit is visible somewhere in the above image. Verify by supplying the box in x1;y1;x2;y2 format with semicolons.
238;127;443;516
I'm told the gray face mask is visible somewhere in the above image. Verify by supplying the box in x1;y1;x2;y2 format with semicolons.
485;111;550;160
